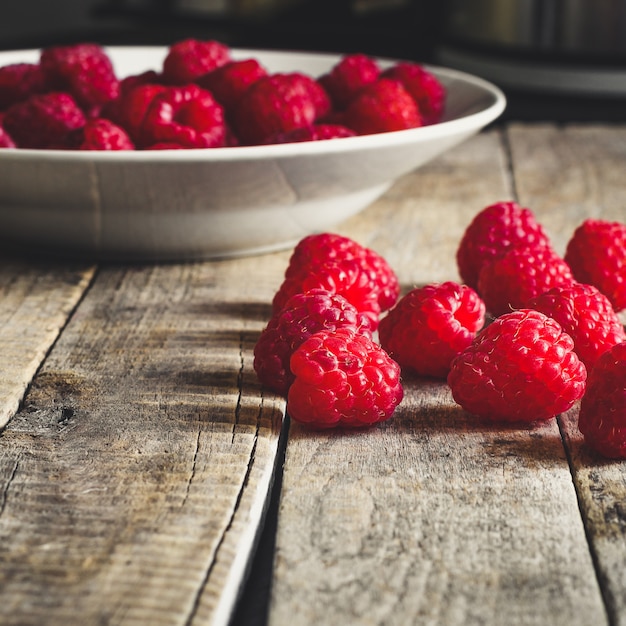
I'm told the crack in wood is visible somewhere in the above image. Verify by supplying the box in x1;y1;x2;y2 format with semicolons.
182;425;201;508
0;458;19;519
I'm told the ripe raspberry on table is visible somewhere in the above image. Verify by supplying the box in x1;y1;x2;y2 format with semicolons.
318;53;381;111
254;288;372;396
381;62;446;125
343;78;422;135
447;309;587;423
527;282;626;371
161;38;231;85
140;84;226;149
564;218;626;312
272;233;400;328
456;201;552;290
378;282;486;378
3;92;86;149
477;244;574;317
578;341;626;459
40;43;120;115
287;328;403;429
231;73;328;145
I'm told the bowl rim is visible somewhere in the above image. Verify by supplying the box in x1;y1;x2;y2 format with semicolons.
0;46;506;163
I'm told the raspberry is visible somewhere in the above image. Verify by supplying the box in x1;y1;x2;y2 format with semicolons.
77;118;134;150
40;43;120;114
232;73;324;145
0;63;47;110
162;38;231;85
3;92;86;149
318;53;380;110
274;233;400;317
274;257;382;329
527;282;626;371
477;245;574;317
343;78;422;135
144;142;186;150
448;309;587;423
0;114;15;148
564;218;626;312
196;58;267;111
378;282;486;378
140;84;226;149
381;62;446;125
102;83;166;145
287;328;403;428
264;123;356;144
578;341;626;458
119;70;163;95
253;288;372;396
456;201;552;290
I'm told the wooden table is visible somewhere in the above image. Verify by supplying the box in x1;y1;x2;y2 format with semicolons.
1;123;626;626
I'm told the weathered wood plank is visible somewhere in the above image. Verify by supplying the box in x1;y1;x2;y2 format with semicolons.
0;256;95;429
0;257;288;625
509;122;626;626
269;129;607;625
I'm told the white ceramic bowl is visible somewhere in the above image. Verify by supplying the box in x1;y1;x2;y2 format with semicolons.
0;47;506;261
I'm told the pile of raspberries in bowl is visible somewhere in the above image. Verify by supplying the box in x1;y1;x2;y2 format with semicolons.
0;38;446;151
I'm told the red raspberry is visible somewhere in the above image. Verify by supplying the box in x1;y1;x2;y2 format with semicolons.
232;73;324;145
40;43;120;114
381;62;446;125
343;78;422;135
456;201;552;290
103;83;166;145
477;245;574;317
287;328;403;429
264;123;356;144
3;92;86;149
318;53;380;110
140;84;226;149
527;282;626;371
578;341;626;459
564;218;626;312
273;257;382;330
196;58;267;111
118;70;163;95
448;309;587;423
253;288;372;396
0;63;47;110
274;233;400;317
378;282;486;378
162;38;231;85
77;118;134;150
0;113;15;148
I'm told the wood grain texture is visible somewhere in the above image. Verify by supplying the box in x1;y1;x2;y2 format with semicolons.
0;256;94;429
0;258;288;626
509;123;626;626
269;129;608;626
